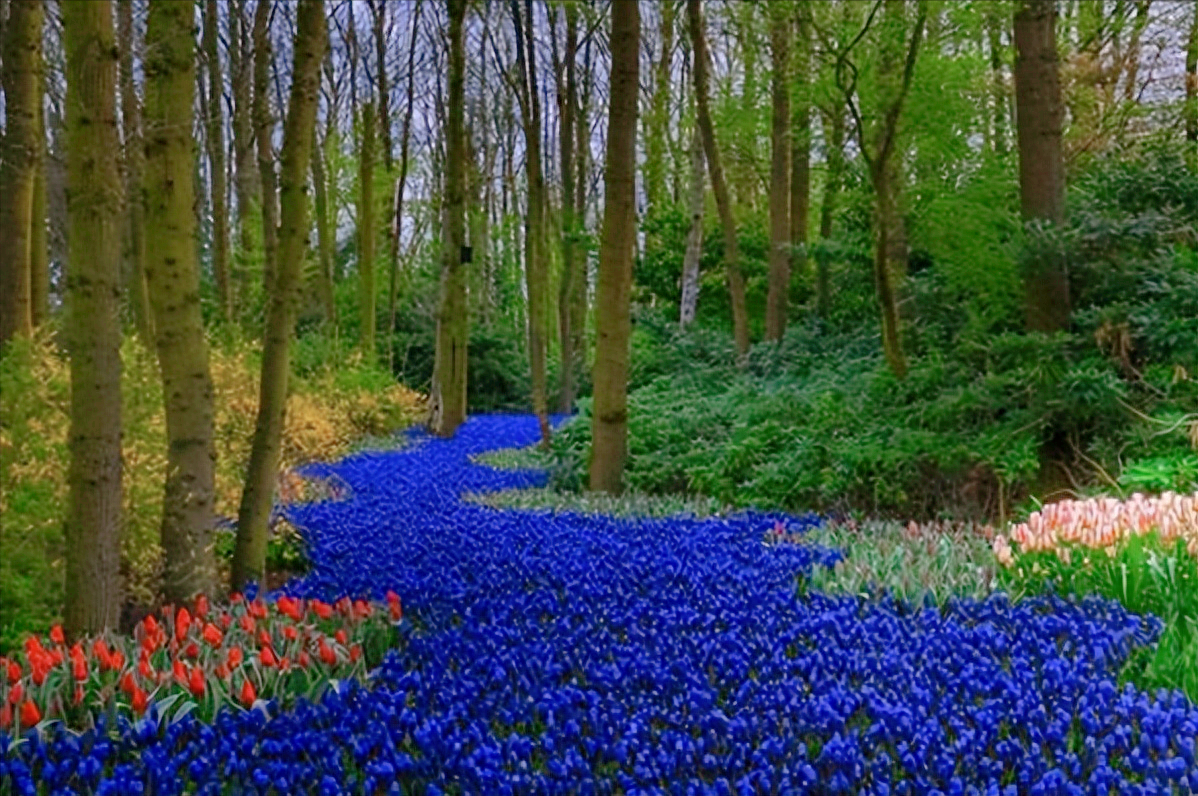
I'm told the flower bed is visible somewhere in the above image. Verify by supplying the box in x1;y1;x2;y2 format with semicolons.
3;416;1198;794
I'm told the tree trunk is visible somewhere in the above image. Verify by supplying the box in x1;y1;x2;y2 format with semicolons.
230;0;257;315
512;0;551;444
589;0;638;495
568;34;591;388
254;0;279;298
790;5;811;290
556;2;580;413
644;0;674;226
370;0;393;171
430;0;469;437
679;124;704;327
358;101;377;360
766;3;790;342
817;105;844;318
872;164;906;378
987;5;1007;156
0;0;43;345
687;0;749;357
233;0;325;592
62;0;123;637
143;0;218;603
1187;1;1197;169
203;0;231;323
387;0;422;365
1014;0;1069;332
31;43;48;329
311;130;337;326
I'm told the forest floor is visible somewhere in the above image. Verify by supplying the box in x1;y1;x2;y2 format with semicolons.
5;414;1197;793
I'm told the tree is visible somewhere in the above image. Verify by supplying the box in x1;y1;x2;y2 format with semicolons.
0;0;43;345
143;0;218;603
766;1;791;342
229;0;257;314
62;0;123;637
430;0;469;437
589;0;639;494
688;0;750;357
202;0;232;323
234;0;326;591
554;1;582;412
116;0;154;345
358;100;377;360
511;0;551;444
1014;0;1069;332
679;125;704;327
1186;1;1197;170
30;33;48;330
254;0;279;297
790;4;811;308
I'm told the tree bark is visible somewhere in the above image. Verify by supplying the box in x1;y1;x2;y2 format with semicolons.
370;0;393;171
230;0;257;314
358;101;377;360
233;0;325;592
387;0;422;364
1014;0;1069;332
311;130;337;326
512;0;551;444
766;2;791;342
589;0;638;495
62;0;124;637
430;0;469;437
202;0;231;323
254;0;279;298
687;0;749;357
569;33;591;387
790;5;811;292
679;124;704;328
644;0;674;224
1187;1;1197;169
144;0;218;603
0;0;43;345
817;105;844;318
556;2;580;413
987;5;1007;156
31;33;48;329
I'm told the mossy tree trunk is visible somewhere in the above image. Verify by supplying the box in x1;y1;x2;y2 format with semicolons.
30;25;48;330
233;0;325;592
589;0;639;495
387;0;423;360
203;0;231;323
230;0;257;314
144;0;218;603
790;5;811;304
0;0;43;345
765;2;791;343
679;124;704;328
1187;3;1197;170
687;0;750;357
117;0;154;346
62;0;124;637
358;101;377;361
254;0;279;300
430;0;469;437
555;2;581;413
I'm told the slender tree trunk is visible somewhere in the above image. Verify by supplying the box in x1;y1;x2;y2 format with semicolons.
203;0;231;323
230;0;256;315
233;0;325;592
1014;0;1069;332
311;131;336;325
679;124;704;327
358;101;377;360
987;6;1007;156
766;3;790;342
589;0;638;494
644;0;674;226
62;0;123;637
688;0;749;356
0;0;43;345
144;0;218;603
430;0;469;437
568;35;591;386
370;0;393;171
513;0;551;444
556;3;580;413
790;5;811;290
1187;1;1197;169
254;0;279;298
388;0;422;365
817;105;844;318
31;43;48;329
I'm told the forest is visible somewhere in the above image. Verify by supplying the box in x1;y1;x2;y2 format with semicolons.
1;0;1197;792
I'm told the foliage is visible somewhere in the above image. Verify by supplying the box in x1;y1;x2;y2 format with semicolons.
8;415;1198;794
0;333;422;655
0;591;400;734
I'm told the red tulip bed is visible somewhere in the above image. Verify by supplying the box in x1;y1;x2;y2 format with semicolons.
2;415;1197;795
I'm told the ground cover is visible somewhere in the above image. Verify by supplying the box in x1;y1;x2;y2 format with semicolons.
3;415;1198;794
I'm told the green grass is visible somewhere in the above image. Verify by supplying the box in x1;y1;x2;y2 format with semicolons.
472;445;554;472
468;486;726;519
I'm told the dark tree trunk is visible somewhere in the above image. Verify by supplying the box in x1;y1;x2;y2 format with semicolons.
766;2;791;342
254;0;279;297
203;0;231;322
556;3;581;413
790;5;811;289
589;0;639;494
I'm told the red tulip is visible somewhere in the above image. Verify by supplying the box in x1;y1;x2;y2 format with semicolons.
239;615;256;634
353;600;372;619
240;678;256;707
214;664;229;680
220;612;232;630
173;660;188;687
227;647;244;668
19;699;40;726
74;685;84;706
49;625;65;645
202;623;223;647
298;651;311;669
7;682;22;706
92;639;109;662
108;649;125;672
258;629;273;649
188;666;205;697
335;597;352;616
278;656;290;672
319;640;336;666
195;594;209;618
144;614;159;635
138;658;155;680
283;626;298;642
73;656;88;682
6;661;20;684
249;600;268;619
311;600;333;620
184;643;199;659
334;629;347;645
260;647;277;667
0;703;11;730
120;671;136;695
30;659;48;686
349;644;362;663
230;592;243;604
132;686;148;715
175;607;192;641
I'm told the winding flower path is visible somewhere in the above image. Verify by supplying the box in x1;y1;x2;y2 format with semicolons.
4;415;1197;795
